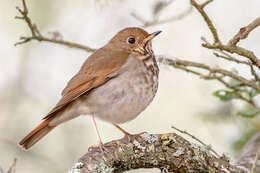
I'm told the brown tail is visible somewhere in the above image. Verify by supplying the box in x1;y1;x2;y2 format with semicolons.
19;118;56;150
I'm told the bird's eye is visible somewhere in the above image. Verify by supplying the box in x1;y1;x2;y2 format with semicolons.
128;37;135;44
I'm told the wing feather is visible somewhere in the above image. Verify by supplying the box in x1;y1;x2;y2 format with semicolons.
43;48;130;120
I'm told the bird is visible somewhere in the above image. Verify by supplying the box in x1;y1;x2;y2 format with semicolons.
19;27;161;150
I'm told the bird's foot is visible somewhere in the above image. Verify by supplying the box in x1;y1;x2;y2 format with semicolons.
88;141;108;152
88;141;117;160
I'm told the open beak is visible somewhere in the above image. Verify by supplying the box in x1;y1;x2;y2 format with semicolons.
144;30;162;43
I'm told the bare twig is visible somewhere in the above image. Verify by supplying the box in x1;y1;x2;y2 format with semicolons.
190;0;221;43
229;17;260;46
0;158;17;173
160;57;260;91
202;36;260;82
7;158;17;173
131;0;192;28
237;132;260;172
15;0;96;52
143;6;193;28
249;65;260;82
152;0;175;22
213;52;260;82
191;1;260;69
200;0;213;9
213;52;250;65
202;43;260;69
159;56;260;110
171;125;220;157
251;143;260;173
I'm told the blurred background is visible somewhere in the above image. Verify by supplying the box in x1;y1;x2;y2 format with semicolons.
1;0;260;172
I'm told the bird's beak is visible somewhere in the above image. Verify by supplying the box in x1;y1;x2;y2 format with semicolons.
144;31;162;43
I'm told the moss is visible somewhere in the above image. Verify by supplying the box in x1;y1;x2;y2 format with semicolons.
112;160;125;169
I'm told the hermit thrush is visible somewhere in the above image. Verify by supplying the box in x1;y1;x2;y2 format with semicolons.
19;27;161;150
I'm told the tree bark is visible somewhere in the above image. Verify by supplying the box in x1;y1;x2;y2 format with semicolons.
70;132;257;173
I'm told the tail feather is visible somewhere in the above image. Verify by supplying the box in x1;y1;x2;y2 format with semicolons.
19;118;56;150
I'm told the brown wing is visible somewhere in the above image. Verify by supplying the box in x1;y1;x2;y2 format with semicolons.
43;48;130;119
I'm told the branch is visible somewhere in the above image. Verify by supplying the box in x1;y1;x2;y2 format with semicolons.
159;57;260;92
190;0;260;70
0;158;17;173
158;56;260;110
15;0;96;52
131;1;193;28
70;133;246;173
171;125;220;157
202;42;260;69
236;132;260;173
190;0;221;43
229;17;260;46
213;52;250;66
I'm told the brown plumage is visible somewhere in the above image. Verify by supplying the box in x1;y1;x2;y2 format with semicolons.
19;115;57;149
19;27;161;150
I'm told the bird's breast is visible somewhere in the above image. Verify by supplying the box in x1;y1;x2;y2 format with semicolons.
80;55;159;124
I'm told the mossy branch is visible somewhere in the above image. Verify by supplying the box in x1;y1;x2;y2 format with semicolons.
70;133;250;173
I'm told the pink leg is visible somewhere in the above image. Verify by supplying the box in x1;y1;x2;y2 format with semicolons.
91;115;104;150
113;124;147;141
113;124;132;136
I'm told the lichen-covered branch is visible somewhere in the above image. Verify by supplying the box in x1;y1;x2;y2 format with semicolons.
70;133;247;173
15;0;96;52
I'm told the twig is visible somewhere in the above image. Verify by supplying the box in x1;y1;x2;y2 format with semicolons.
152;0;175;22
159;57;260;91
250;65;260;82
159;56;260;110
190;0;221;43
15;0;96;52
143;6;193;28
0;158;17;173
202;43;260;69
131;0;192;28
229;17;260;46
202;37;251;65
192;1;260;69
213;52;250;65
250;143;260;173
202;37;260;81
7;158;17;173
171;125;220;157
213;52;260;81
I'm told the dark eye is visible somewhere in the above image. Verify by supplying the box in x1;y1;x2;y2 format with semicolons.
128;37;135;44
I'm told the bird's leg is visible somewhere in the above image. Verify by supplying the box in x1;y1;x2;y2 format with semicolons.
113;124;148;142
91;115;106;151
113;124;132;136
113;124;140;142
